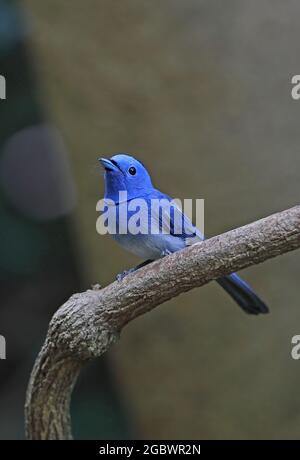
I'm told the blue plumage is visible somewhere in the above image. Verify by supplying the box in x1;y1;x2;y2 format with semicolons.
99;153;268;315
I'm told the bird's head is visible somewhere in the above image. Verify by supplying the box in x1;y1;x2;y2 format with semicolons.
99;153;153;202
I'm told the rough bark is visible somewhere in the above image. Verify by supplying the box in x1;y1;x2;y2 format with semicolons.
25;205;300;439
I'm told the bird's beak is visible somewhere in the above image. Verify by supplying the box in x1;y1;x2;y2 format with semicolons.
98;158;117;172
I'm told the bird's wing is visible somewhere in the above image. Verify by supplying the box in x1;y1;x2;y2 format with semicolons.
145;191;204;243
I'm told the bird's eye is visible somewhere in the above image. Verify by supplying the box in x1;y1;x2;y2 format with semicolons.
128;166;136;175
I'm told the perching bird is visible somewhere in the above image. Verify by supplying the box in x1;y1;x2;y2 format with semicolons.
99;153;268;315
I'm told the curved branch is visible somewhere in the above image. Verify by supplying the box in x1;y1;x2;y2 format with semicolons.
25;205;300;439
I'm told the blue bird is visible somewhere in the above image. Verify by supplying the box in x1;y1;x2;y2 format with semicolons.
99;154;268;315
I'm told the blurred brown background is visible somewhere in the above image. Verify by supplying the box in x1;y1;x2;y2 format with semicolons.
1;0;299;439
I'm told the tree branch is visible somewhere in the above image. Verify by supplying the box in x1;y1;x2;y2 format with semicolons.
25;205;300;439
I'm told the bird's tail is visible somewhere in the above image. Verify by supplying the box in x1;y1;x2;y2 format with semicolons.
217;273;269;315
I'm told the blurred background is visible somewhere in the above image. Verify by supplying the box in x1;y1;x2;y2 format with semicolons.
0;0;299;439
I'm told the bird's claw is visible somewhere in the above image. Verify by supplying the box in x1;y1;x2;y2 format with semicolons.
116;268;136;281
161;249;172;257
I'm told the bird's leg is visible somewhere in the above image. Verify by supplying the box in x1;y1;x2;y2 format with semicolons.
116;259;153;281
160;249;172;257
